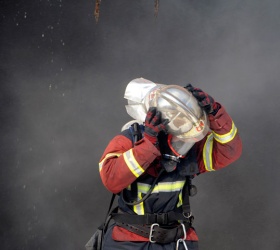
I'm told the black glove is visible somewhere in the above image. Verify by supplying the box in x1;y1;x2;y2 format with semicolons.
144;107;169;146
185;83;219;115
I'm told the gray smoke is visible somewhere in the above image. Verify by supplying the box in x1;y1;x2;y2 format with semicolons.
1;0;280;249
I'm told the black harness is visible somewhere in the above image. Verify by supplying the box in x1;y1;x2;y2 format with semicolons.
110;123;199;244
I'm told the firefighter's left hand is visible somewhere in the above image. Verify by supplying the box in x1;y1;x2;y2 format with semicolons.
185;83;219;115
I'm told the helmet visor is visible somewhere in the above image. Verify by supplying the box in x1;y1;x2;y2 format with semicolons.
148;85;209;141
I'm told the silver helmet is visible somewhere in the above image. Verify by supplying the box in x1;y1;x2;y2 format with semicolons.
124;78;209;155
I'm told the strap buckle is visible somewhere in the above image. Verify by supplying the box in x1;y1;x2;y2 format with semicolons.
156;213;168;224
146;213;168;225
149;223;159;243
183;211;192;219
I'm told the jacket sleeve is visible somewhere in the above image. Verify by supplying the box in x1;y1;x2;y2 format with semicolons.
195;103;242;173
99;134;161;194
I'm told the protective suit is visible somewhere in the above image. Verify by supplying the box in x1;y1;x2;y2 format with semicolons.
99;78;242;250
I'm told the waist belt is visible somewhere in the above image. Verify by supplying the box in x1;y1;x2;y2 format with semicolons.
116;221;191;244
112;209;193;244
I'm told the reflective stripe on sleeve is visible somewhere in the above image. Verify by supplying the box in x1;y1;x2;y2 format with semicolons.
213;121;237;144
203;133;215;171
99;153;122;172
123;149;145;178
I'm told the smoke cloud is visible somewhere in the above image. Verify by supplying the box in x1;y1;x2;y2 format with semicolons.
1;0;280;249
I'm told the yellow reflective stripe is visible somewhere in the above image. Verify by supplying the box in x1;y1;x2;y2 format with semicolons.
203;133;215;171
133;181;186;214
123;149;145;178
213;121;237;144
138;183;152;193
133;192;144;215
177;191;183;208
158;181;185;192
137;181;186;194
99;153;122;171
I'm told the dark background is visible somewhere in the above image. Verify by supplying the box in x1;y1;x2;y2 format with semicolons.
1;0;280;249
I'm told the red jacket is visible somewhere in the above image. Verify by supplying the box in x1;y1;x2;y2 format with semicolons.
99;104;242;242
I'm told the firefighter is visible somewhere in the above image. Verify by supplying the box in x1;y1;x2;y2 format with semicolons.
98;78;242;250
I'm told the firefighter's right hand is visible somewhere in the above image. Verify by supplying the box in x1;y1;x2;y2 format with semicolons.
185;83;219;115
144;107;169;146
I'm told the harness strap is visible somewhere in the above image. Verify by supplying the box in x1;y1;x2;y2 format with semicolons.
101;194;117;232
112;210;191;225
182;176;191;217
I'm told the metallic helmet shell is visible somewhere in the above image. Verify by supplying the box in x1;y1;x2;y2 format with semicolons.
124;78;209;146
148;84;209;141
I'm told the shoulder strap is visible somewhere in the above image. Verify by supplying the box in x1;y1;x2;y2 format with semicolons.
99;193;116;229
181;175;198;219
181;177;191;217
106;193;116;218
98;193;117;237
